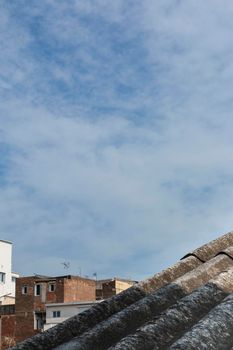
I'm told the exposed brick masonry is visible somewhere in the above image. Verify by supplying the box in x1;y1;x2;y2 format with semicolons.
14;275;96;344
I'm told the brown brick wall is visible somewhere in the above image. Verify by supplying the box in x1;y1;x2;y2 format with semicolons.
64;278;96;302
15;277;39;343
102;280;117;299
34;279;65;309
99;279;134;300
15;312;38;344
46;279;64;304
14;276;96;344
15;277;35;312
1;315;16;350
15;277;64;312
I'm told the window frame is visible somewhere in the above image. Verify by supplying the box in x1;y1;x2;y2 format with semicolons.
52;310;61;318
48;283;56;292
35;284;41;296
0;272;6;284
22;285;28;295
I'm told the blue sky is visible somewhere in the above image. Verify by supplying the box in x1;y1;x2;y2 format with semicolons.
1;0;233;280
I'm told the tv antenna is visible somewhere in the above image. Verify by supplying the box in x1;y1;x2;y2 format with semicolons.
61;262;70;271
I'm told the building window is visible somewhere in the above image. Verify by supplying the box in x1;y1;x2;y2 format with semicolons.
22;285;28;294
48;283;56;292
52;310;61;318
0;272;5;283
34;312;46;331
35;284;41;296
12;276;16;283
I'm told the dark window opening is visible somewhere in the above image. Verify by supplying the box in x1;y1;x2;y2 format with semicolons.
22;286;28;294
52;310;61;318
35;284;41;296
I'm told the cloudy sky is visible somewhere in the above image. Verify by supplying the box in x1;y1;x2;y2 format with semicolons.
1;0;233;280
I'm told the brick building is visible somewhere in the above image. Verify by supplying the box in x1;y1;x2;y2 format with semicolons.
15;275;95;343
0;304;16;349
96;278;136;300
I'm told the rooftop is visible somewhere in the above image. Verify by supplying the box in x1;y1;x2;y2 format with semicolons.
46;301;101;307
18;274;95;283
0;239;12;245
97;278;137;283
11;230;233;350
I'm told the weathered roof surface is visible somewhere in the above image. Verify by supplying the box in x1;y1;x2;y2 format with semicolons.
181;231;233;262
10;230;233;350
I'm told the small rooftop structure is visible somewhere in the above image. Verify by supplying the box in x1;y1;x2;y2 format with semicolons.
11;230;233;349
96;277;137;300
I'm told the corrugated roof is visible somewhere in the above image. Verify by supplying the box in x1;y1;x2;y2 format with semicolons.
10;231;233;350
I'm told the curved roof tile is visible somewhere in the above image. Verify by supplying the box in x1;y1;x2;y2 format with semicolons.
56;284;185;350
10;231;233;350
216;245;233;260
169;293;233;350
181;231;233;262
109;283;227;350
140;255;201;294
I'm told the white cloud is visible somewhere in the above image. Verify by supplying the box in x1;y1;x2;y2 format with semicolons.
1;1;233;279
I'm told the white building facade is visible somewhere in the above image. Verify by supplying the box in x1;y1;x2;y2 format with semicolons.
0;240;19;304
44;301;101;330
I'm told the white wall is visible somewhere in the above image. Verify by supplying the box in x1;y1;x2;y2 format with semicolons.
44;301;100;330
0;240;18;304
